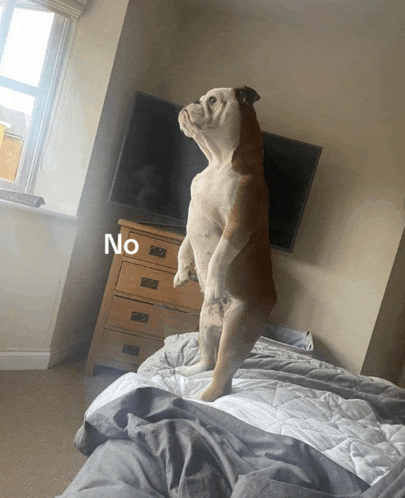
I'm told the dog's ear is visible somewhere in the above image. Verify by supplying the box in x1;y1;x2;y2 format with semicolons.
235;86;260;106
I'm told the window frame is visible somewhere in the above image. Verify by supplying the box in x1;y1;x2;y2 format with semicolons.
0;0;72;193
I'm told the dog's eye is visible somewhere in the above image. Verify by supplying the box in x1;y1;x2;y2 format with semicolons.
208;96;217;105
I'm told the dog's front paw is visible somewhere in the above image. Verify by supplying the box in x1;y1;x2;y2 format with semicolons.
204;278;225;305
173;268;190;288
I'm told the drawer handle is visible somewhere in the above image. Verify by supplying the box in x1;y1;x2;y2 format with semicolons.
149;245;167;258
140;277;159;290
122;344;140;356
130;311;149;323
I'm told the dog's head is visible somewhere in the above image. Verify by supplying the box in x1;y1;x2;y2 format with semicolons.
178;86;260;161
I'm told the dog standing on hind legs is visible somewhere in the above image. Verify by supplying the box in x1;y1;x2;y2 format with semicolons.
173;86;277;402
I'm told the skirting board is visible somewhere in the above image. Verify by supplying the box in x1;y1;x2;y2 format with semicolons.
0;339;89;370
0;351;50;370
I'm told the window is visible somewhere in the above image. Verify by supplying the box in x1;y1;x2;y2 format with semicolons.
0;0;72;193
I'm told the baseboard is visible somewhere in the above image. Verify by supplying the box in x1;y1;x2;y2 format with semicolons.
0;339;89;371
0;351;50;370
48;338;89;368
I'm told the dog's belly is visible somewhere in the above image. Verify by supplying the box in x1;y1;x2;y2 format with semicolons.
186;203;222;290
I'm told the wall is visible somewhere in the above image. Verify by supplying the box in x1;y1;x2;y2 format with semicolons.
54;0;405;376
362;229;405;382
49;0;180;355
0;204;77;369
0;0;129;369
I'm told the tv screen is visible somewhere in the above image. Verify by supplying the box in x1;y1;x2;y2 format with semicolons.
109;91;322;252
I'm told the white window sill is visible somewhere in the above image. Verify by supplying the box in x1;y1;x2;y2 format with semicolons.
0;197;78;222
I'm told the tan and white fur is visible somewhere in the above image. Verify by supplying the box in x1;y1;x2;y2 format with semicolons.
173;86;277;402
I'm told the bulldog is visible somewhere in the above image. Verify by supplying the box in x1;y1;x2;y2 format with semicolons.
173;86;277;402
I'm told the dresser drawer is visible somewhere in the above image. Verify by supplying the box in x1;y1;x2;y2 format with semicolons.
107;296;199;338
125;231;179;269
116;261;203;311
98;329;163;368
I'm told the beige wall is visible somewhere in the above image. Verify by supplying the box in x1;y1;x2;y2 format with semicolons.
49;0;180;354
164;0;405;372
362;229;405;382
0;205;76;353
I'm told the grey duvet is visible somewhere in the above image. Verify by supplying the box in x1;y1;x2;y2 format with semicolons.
57;333;405;498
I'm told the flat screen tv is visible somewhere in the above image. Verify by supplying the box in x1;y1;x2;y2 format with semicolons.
109;91;322;252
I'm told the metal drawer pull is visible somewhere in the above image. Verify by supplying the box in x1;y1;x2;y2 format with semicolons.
122;345;140;356
149;245;167;258
130;311;149;323
140;277;159;290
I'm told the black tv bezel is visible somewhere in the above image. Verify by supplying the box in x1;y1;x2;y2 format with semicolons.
109;91;322;253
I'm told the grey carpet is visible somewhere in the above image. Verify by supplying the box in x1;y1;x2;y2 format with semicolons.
0;354;124;498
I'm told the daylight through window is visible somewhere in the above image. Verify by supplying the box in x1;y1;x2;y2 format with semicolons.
0;0;71;192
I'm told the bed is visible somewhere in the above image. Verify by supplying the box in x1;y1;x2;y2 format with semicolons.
57;331;405;497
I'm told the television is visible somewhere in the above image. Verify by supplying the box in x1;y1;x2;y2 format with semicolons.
109;91;322;252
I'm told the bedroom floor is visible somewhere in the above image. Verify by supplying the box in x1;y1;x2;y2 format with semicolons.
0;353;124;498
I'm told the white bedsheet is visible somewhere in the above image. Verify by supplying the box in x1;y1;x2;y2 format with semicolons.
86;367;405;486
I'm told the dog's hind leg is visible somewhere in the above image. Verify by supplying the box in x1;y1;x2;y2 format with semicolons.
175;302;223;376
198;300;268;402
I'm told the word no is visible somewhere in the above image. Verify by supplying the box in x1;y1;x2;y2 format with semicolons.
105;234;139;254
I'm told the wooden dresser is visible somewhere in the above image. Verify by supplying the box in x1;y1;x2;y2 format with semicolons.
85;220;203;375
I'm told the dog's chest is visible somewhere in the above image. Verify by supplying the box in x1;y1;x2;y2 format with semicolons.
190;168;240;221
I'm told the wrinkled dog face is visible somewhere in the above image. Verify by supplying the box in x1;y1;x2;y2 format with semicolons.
178;88;240;154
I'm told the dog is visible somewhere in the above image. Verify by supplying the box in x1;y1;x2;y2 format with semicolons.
173;86;277;402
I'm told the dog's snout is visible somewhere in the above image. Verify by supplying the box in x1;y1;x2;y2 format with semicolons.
193;99;200;105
